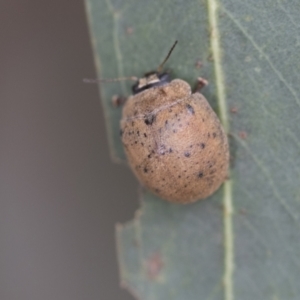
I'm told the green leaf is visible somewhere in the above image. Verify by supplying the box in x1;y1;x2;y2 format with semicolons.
85;0;300;299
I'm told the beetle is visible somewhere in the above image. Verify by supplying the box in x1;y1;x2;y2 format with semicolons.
87;41;229;204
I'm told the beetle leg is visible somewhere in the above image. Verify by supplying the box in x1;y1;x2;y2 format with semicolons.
193;77;209;93
111;95;127;107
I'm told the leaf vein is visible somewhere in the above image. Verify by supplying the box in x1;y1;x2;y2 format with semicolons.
277;0;300;29
240;216;300;291
207;1;234;300
105;0;126;94
234;134;300;224
221;7;300;108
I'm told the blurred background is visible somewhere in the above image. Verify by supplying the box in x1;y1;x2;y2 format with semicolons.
1;1;137;299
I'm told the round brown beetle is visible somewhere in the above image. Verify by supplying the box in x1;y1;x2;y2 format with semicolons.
117;41;229;204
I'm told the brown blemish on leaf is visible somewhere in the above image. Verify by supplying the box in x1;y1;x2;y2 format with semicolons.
239;131;247;139
132;238;140;248
239;208;247;215
195;59;203;69
230;107;238;114
145;252;164;280
125;26;134;35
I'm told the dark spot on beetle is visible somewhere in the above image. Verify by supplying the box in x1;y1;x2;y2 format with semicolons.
134;110;138;115
173;129;177;133
135;141;138;144
208;133;211;138
190;145;193;148
144;114;155;125
213;132;217;138
144;133;147;137
169;148;173;153
131;121;135;126
160;89;167;96
165;120;168;126
186;104;195;115
128;132;132;136
198;172;204;178
155;188;160;193
178;175;181;178
177;118;181;122
148;154;151;159
201;143;205;149
184;152;191;157
151;170;154;173
141;142;144;146
175;113;178;117
169;109;173;113
144;167;148;173
209;164;213;168
184;185;187;188
119;129;123;137
162;178;165;181
202;118;205;122
210;170;216;175
137;130;140;136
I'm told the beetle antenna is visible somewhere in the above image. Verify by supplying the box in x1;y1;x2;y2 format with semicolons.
83;76;138;83
157;40;178;73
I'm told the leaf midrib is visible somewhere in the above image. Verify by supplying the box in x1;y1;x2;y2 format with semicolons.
207;1;234;300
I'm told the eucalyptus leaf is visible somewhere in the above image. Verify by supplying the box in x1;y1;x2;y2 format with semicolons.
85;0;300;299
